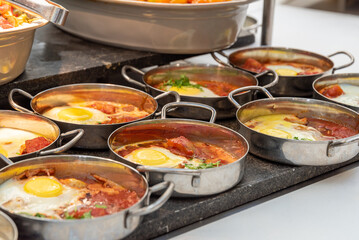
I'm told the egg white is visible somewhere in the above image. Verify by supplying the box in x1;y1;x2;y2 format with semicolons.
245;114;327;141
264;64;303;75
0;128;43;158
42;106;109;124
0;177;83;218
331;83;359;107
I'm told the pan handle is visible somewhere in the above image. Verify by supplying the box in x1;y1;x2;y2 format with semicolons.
38;129;84;156
121;65;147;89
328;51;355;74
0;154;14;166
255;69;279;89
327;134;359;157
211;51;232;68
228;86;274;109
8;89;35;114
137;165;201;176
127;181;174;219
154;91;181;102
161;102;217;123
154;91;181;117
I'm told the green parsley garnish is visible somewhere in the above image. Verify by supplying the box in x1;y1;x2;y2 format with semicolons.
95;204;107;209
293;137;313;141
163;75;203;90
35;213;47;218
184;161;221;170
81;211;92;219
64;211;75;220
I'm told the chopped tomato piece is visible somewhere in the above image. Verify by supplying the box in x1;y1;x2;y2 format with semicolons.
319;84;344;98
240;58;267;73
89;102;117;114
167;136;198;158
20;137;52;155
0;4;11;15
0;16;12;29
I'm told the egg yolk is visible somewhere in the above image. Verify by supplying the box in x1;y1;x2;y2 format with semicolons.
132;148;169;165
24;177;63;198
169;86;202;96
275;68;298;76
0;146;8;157
57;107;93;121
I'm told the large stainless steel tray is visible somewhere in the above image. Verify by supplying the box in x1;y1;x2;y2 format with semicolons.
53;0;256;54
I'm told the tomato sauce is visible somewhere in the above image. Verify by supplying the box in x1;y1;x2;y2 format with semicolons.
307;118;358;139
116;136;239;168
66;190;140;219
194;80;242;96
239;58;323;75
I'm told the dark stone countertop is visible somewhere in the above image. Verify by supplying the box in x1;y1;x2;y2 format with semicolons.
1;23;357;240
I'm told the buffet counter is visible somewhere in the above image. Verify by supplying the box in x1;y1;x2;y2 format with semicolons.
1;2;359;240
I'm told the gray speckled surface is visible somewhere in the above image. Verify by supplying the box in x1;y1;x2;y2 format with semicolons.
1;23;356;240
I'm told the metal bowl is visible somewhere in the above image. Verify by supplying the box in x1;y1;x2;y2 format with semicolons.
0;211;18;240
0;15;47;85
53;0;255;54
108;102;249;197
0;154;174;240
212;47;354;97
313;73;359;112
228;86;359;166
9;83;179;149
0;110;83;167
122;64;278;119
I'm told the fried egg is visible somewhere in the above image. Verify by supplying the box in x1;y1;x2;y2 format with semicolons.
264;64;303;76
124;146;202;167
0;176;84;218
245;114;324;141
164;83;219;97
331;83;359;107
0;128;43;158
42;106;109;124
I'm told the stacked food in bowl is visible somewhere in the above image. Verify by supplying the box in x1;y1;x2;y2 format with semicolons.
0;1;47;85
1;0;359;239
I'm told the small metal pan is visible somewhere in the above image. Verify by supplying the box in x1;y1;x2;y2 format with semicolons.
212;47;354;97
313;73;359;112
0;154;174;240
228;86;359;166
122;64;278;119
108;102;249;197
0;110;83;167
9;83;179;149
0;211;17;240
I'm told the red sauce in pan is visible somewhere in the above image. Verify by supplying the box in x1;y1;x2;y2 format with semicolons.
239;58;323;76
